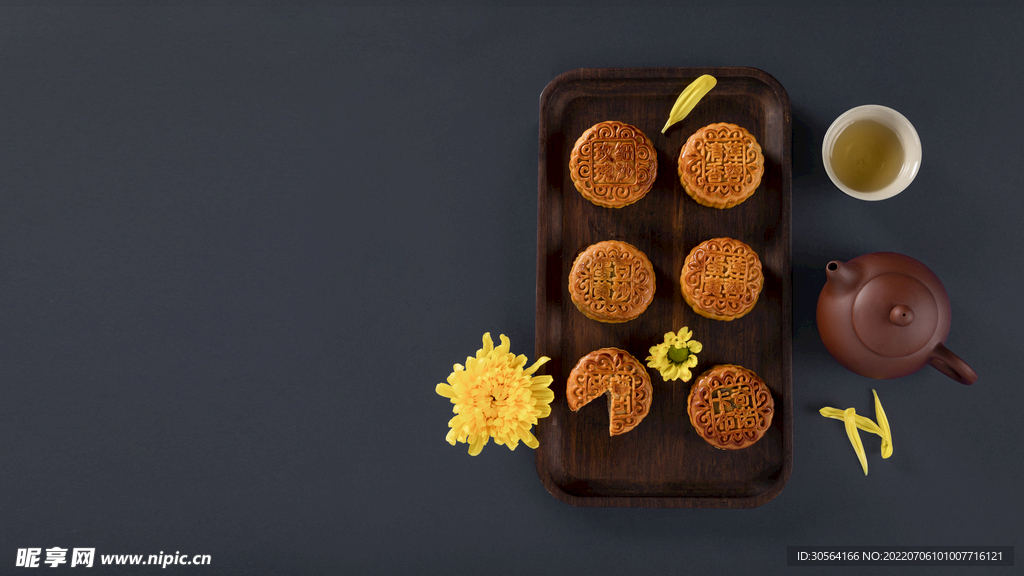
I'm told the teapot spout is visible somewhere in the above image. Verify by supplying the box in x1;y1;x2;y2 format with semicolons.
825;260;861;292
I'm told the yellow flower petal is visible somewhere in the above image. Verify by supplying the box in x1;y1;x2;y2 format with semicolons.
844;407;868;475
529;375;554;390
819;407;883;438
468;435;486;456
518;426;538;449
533;387;555;402
662;74;717;133
872;390;893;459
524;356;550;376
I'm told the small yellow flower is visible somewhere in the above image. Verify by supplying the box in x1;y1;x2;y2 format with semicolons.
435;333;555;456
646;327;703;382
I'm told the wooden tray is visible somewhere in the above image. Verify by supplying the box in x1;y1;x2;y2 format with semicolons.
534;67;792;508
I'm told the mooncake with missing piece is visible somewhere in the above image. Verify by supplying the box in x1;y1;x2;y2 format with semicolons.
567;348;652;436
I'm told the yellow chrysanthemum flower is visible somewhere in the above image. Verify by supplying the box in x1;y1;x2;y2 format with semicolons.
435;333;555;456
646;327;703;382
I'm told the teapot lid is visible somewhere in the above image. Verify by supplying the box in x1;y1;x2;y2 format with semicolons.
852;272;939;357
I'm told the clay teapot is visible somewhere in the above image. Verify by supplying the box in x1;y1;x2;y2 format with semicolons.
816;252;977;385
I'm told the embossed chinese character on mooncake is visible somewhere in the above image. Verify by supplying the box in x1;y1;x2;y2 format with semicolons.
569;240;655;323
687;364;774;450
680;237;763;321
678;122;764;209
567;348;652;436
569;121;657;208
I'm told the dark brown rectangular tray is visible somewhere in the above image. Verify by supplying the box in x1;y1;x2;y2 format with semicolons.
535;67;792;508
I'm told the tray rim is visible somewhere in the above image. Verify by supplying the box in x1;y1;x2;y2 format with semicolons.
534;66;793;508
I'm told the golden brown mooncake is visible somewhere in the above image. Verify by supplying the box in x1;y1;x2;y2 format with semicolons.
677;122;764;209
569;121;657;208
680;237;763;321
687;364;774;450
569;240;655;323
567;348;652;436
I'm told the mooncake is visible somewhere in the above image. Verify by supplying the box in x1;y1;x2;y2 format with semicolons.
567;348;652;436
687;364;774;450
678;122;764;209
569;121;657;208
680;237;763;321
569;240;655;323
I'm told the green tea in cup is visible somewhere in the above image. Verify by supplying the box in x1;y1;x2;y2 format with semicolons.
828;119;904;192
822;105;921;201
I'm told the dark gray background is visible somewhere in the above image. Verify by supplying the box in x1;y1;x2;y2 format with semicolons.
1;3;1020;575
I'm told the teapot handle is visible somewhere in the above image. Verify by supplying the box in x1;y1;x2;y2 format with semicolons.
928;343;977;385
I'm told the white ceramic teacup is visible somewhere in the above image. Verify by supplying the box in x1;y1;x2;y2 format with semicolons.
822;105;922;201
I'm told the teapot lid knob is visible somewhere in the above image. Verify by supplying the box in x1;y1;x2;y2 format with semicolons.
889;305;914;327
853;273;939;358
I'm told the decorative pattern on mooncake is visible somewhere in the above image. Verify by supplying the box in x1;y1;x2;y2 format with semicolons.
569;240;655;323
569;121;657;208
680;237;763;321
567;348;652;436
687;364;774;450
678;122;764;209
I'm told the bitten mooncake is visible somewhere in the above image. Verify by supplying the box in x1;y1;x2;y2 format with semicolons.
567;348;652;436
678;122;764;209
569;121;657;208
687;364;774;450
569;240;655;323
680;237;763;321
